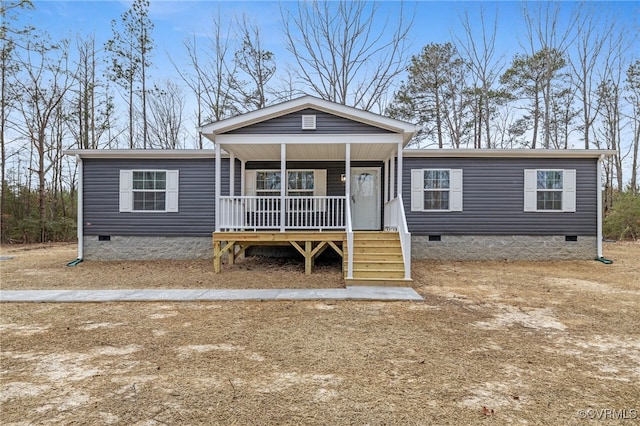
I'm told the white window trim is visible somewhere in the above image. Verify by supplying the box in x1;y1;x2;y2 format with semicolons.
524;169;576;213
247;169;325;196
119;169;179;213
244;169;327;212
411;168;463;212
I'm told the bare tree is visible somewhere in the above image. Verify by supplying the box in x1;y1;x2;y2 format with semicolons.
596;74;625;192
568;3;618;149
519;1;577;149
1;0;33;241
105;0;154;149
171;12;238;147
624;60;640;194
232;15;276;111
11;37;72;241
269;67;305;104
70;34;113;149
281;0;413;111
454;6;505;149
148;80;185;149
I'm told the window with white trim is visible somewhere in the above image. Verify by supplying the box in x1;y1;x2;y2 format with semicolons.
251;170;322;196
245;169;327;212
411;169;463;212
524;169;576;212
255;171;281;196
119;170;179;212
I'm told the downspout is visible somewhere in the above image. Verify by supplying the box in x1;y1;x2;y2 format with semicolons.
597;154;604;258
67;155;84;266
77;155;83;260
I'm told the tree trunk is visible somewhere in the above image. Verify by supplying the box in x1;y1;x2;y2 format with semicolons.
129;74;134;149
631;125;639;194
0;46;6;243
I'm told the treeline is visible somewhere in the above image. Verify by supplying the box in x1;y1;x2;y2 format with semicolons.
1;1;638;243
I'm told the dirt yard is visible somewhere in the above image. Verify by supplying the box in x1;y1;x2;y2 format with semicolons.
1;242;639;424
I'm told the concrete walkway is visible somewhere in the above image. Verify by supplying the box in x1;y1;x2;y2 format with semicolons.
0;287;423;303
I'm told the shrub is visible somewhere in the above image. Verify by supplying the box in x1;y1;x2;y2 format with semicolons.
603;191;640;240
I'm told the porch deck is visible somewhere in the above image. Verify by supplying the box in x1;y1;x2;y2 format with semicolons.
213;231;345;275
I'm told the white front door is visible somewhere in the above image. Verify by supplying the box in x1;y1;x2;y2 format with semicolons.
350;167;381;230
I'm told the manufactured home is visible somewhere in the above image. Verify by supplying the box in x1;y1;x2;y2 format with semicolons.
66;96;613;284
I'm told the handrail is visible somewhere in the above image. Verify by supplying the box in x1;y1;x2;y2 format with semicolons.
345;198;354;279
396;196;411;280
384;196;411;280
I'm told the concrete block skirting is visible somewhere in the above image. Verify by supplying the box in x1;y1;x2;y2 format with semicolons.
412;235;597;261
83;236;213;260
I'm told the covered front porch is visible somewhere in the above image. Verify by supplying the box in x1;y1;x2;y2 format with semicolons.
199;96;417;281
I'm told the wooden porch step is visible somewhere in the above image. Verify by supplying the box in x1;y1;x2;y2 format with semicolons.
350;261;405;270
343;231;409;284
352;246;402;254
352;269;406;279
347;253;404;262
345;277;413;287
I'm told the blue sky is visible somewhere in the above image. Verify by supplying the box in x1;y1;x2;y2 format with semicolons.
23;0;638;86
13;0;640;151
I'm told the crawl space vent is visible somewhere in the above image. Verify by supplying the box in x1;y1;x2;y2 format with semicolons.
301;115;316;130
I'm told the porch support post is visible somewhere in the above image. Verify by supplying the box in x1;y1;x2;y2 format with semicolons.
240;160;245;196
345;143;351;205
345;143;353;280
215;143;221;232
390;152;395;199
397;142;403;199
280;143;286;232
384;158;390;203
229;152;235;196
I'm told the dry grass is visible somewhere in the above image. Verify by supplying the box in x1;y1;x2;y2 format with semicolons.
0;243;345;290
1;242;639;424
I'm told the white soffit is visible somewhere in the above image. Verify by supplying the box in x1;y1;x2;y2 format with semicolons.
64;149;217;159
221;142;396;161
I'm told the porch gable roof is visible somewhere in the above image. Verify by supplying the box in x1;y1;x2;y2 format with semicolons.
198;95;418;143
199;95;418;161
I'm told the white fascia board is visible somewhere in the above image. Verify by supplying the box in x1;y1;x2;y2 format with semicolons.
64;149;220;159
402;149;617;158
216;133;404;145
198;95;418;136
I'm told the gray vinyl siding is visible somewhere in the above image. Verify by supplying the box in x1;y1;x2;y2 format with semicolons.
83;158;225;237
226;108;392;134
403;157;598;236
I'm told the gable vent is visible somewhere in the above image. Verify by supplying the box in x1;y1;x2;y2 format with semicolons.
301;115;316;130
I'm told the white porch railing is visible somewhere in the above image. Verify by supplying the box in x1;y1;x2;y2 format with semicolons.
384;196;411;280
218;196;346;231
